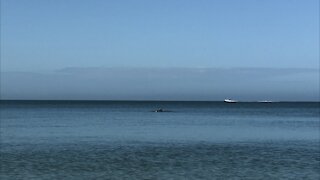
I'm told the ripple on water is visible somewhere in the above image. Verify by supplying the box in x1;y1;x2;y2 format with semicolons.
1;141;319;180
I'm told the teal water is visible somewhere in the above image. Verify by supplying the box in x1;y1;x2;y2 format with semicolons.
0;101;319;179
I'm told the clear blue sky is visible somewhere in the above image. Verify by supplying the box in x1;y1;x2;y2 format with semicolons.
0;0;319;101
1;0;319;71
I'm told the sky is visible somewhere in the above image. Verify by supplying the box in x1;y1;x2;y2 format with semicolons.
0;0;319;100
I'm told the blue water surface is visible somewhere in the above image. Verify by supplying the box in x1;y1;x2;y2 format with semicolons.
0;101;319;179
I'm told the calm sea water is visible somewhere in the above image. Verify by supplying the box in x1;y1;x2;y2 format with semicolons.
0;101;319;179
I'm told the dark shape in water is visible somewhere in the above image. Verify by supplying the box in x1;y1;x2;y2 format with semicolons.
153;108;172;112
154;108;164;112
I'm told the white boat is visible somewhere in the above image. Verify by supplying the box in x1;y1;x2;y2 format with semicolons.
258;100;273;103
224;99;237;103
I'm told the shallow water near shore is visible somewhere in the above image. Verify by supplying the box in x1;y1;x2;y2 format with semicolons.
1;101;319;179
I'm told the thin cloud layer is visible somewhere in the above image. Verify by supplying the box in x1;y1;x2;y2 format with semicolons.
1;67;319;101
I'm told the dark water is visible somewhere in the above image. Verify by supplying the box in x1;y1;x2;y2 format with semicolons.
1;101;319;179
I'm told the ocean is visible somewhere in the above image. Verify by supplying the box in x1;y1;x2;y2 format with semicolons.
0;101;319;179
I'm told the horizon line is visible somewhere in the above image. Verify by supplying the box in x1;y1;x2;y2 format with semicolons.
0;99;319;103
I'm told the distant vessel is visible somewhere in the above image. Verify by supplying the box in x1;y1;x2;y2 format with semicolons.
258;100;273;103
224;99;237;103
